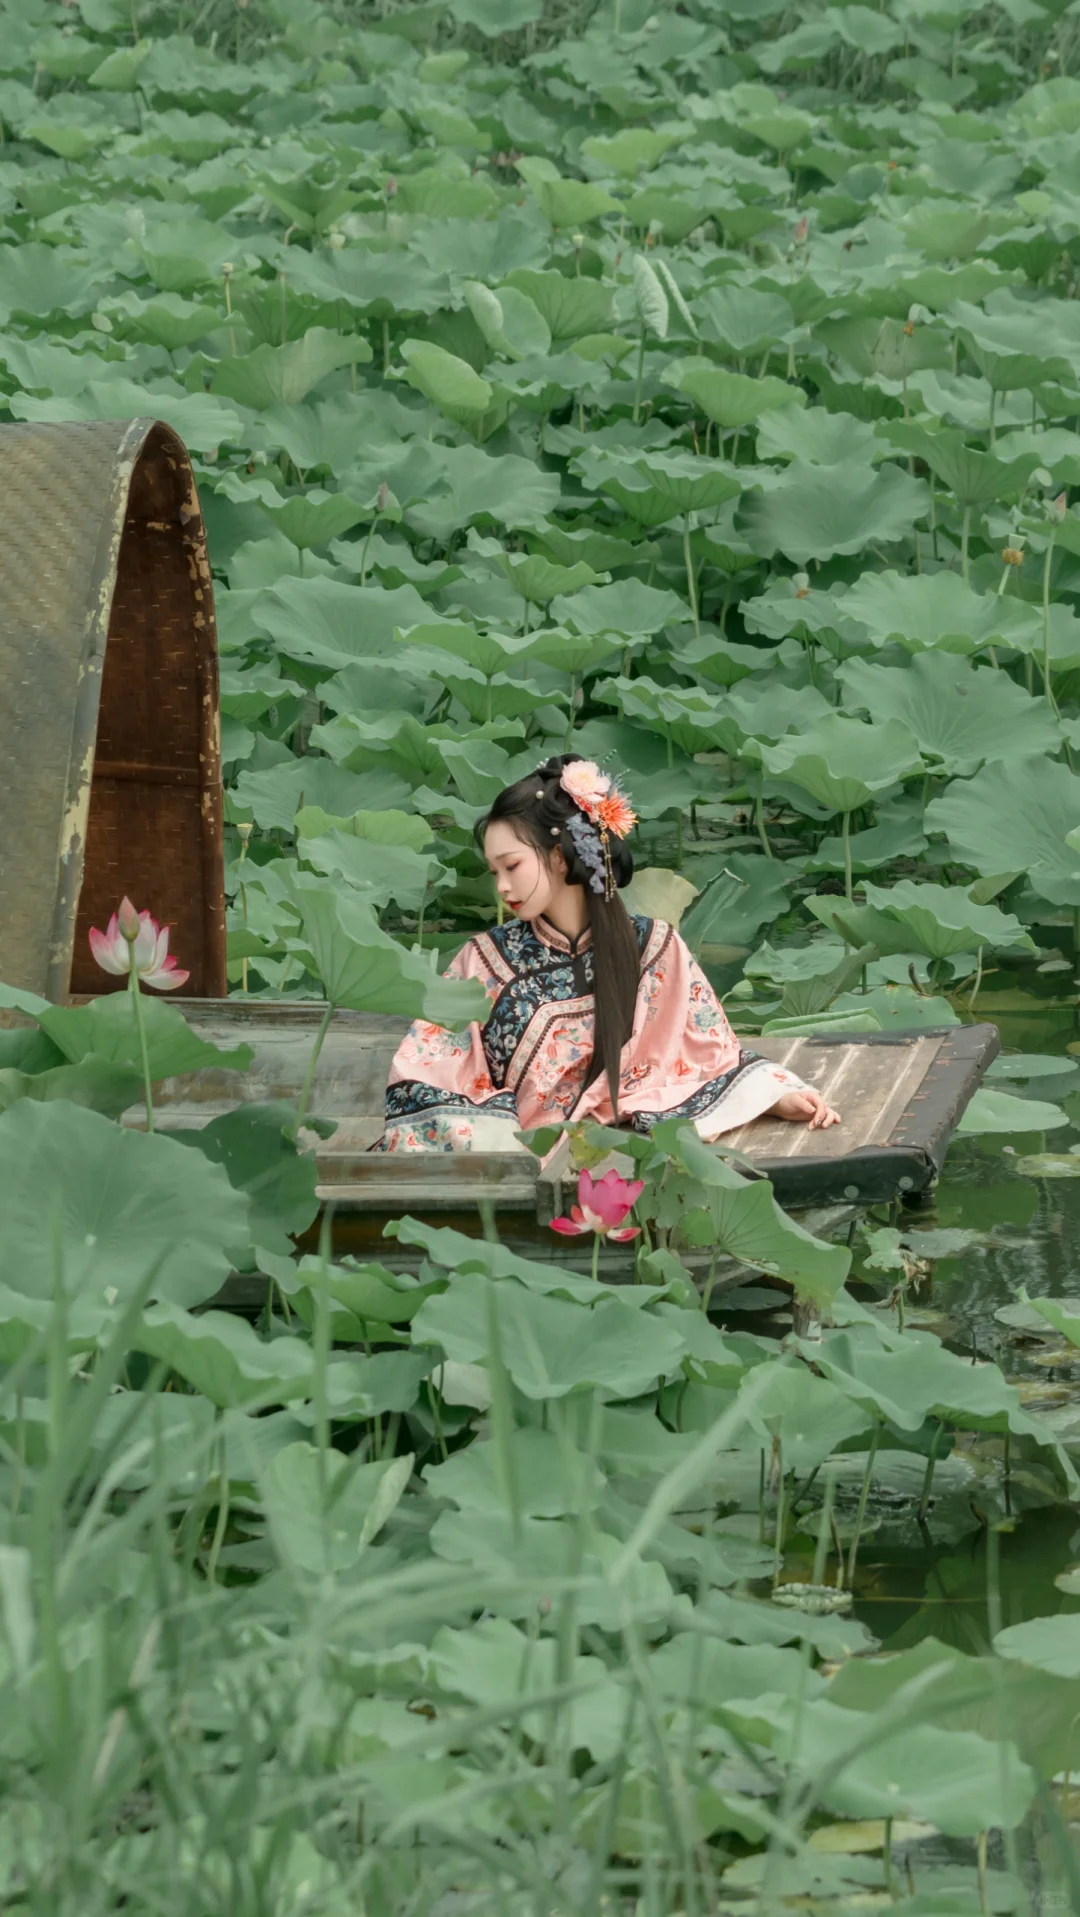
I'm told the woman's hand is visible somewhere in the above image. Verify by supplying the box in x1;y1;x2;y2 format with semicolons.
769;1087;840;1130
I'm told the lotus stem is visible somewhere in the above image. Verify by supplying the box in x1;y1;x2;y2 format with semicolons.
237;821;252;993
846;1421;879;1587
1042;528;1061;715
129;969;154;1135
842;810;853;901
632;323;645;423
295;1000;334;1136
755;772;773;860
917;1420;945;1523
358;509;381;586
960;502;972;581
382;316;389;374
1075;907;1080;989
591;1232;601;1286
683;513;699;637
967;946;984;1013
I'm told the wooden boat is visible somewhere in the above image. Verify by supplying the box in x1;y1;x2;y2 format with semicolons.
0;418;225;1002
159;1004;1000;1259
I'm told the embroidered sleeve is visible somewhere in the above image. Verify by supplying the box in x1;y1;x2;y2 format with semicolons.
373;940;522;1154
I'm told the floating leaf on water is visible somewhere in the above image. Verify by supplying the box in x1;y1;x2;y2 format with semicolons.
771;1583;853;1616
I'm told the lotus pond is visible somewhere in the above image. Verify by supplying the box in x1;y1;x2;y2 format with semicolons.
9;0;1080;1910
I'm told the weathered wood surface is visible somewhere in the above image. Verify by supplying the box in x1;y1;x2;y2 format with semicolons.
157;1004;999;1212
0;419;225;1000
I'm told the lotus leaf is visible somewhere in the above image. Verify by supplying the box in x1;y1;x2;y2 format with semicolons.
759;715;923;816
838;650;1060;774
739;462;930;566
926;758;1080;906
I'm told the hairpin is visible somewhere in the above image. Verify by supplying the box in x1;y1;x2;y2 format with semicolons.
558;760;636;901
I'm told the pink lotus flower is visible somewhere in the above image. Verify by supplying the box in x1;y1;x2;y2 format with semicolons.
89;898;189;991
550;1167;644;1241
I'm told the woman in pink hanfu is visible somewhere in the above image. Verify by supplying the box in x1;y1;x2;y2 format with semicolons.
375;754;840;1153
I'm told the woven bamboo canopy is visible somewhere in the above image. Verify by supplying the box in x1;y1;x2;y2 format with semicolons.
0;418;225;1001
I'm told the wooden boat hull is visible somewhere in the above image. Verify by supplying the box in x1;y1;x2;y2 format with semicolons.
158;1003;1000;1214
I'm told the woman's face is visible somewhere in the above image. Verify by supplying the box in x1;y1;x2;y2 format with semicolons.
484;819;563;922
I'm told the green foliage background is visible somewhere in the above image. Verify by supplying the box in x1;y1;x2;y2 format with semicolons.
1;1;1080;1911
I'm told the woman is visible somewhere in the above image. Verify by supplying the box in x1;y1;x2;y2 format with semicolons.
375;753;839;1153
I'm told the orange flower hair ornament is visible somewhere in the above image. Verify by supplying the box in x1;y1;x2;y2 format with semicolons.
558;759;637;901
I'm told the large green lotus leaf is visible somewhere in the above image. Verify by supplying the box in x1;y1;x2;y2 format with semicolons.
950;296;1077;390
136;107;237;162
711;681;831;753
257;489;370;552
0;1058;143;1120
672;1131;850;1305
263;1443;412;1575
675;363;804;431
837;651;1060;776
859;880;1035;959
0;1102;248;1321
839;569;1040;655
211;328;373;409
411;1269;688;1400
671;629;776;689
428;1616;623;1761
738;463;929;565
530;173;620;229
231;758;408;831
957;1088;1069;1134
804;895;932;957
694;284;795;356
440;736;529;803
818;314;953;383
0;243;108;321
884;425;1038;507
502;269;613;341
386;1217;669;1305
313;711;452;785
760;714;923;814
995;1613;1080;1681
576;447;742;524
524;627;625;676
400;339;493;424
734;1695;1035;1837
283;243;452;318
598;674;724;756
291;883;489;1022
739;1364;873;1470
464;282;550;363
581;126;683;177
295;806;433;852
496;553;598;605
449;0;543;32
755;405;879;467
252;576;431;670
37;994;253;1080
100;289;223;351
551;579;687;637
807;809;928;874
9;382;240;454
300;830;444;913
925;758;1080;906
396;621;534;680
829;985;959;1031
135;1301;315;1408
172;1101;318;1257
131;217;237;292
404;445;562;541
811;1327;1069;1456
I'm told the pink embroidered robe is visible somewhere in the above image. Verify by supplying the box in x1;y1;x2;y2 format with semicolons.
375;913;805;1153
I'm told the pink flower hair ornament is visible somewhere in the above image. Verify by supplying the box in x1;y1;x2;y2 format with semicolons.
559;759;636;839
89;898;190;991
550;1167;644;1242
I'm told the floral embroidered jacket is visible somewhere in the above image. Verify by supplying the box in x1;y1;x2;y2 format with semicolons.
375;914;806;1154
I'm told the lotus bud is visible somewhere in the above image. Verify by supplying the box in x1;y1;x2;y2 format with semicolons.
1033;466;1053;488
118;897;140;943
203;447;218;463
793;215;808;244
1001;545;1024;566
91;310;112;333
1050;490;1068;523
572;231;584;250
377;481;389;513
792;570;810;599
887;158;898;170
385;175;398;199
328;230;345;249
222;261;234;278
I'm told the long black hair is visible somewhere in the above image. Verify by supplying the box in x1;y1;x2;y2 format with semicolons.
477;752;640;1115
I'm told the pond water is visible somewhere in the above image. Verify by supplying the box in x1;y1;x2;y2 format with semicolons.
722;970;1080;1655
